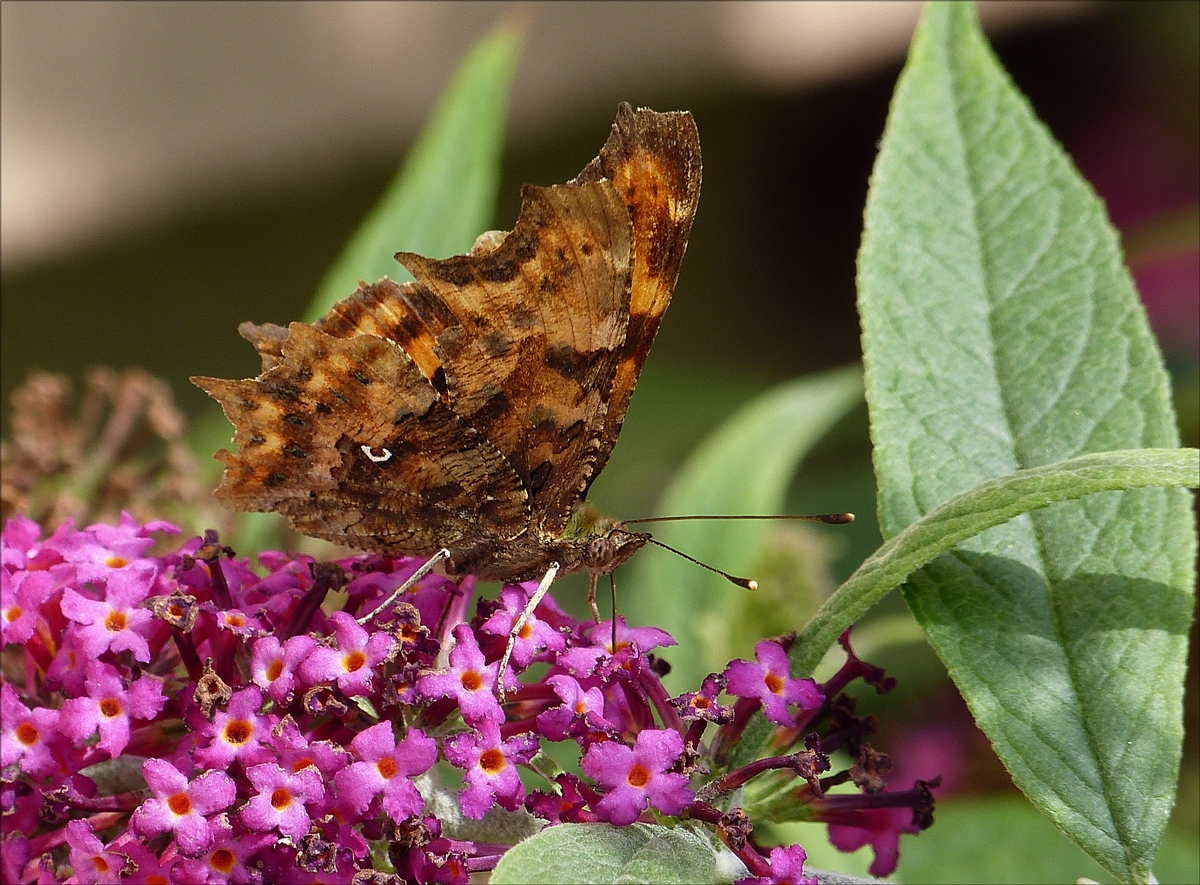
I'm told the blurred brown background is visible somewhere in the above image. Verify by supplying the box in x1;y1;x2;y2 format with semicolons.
3;0;1197;871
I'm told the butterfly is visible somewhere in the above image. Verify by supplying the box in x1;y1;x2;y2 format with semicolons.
192;104;701;625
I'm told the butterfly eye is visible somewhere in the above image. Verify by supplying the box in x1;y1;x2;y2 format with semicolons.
587;536;612;567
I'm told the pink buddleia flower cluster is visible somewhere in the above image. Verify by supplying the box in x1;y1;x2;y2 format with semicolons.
1;515;936;884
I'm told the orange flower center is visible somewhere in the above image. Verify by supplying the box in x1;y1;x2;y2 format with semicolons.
764;672;784;695
99;698;122;718
626;764;650;788
211;849;235;873
344;650;367;673
4;606;21;623
266;660;283;681
377;757;398;780
480;748;506;775
460;670;483;692
224;720;252;746
167;792;192;815
15;722;38;746
271;787;292;810
104;610;128;632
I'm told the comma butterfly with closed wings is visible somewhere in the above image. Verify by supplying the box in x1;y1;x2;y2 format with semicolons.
192;104;703;626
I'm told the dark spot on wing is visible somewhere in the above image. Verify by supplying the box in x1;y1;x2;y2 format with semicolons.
283;414;306;427
423;482;465;504
430;366;448;397
478;256;519;283
510;306;539;328
544;343;587;378
315;402;333;415
353;371;371;385
625;311;654;350
473;389;511;424
429;258;476;288
528;461;552;493
283;444;308;458
511;228;538;262
481;331;511;358
265;472;288;488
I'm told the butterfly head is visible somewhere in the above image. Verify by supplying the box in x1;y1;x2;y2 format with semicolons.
562;501;650;576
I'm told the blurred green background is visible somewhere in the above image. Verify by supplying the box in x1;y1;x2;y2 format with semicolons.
3;3;1196;881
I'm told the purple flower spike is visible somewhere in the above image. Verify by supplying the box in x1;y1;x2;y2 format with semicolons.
251;633;317;703
60;661;165;756
334;721;437;824
673;672;734;724
299;610;396;696
131;757;236;857
194;685;275;770
443;722;539;819
536;674;611;741
59;562;157;662
1;682;63;778
725;640;823;726
581;729;693;826
416;623;505;726
239;762;326;840
736;843;818;885
1;568;55;645
479;585;566;669
171;814;277;884
64;819;124;885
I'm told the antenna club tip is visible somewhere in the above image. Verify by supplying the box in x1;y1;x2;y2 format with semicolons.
747;580;758;592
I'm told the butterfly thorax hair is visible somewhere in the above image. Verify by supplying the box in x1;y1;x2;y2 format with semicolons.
559;500;650;577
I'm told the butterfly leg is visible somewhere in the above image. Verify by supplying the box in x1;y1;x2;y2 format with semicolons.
497;561;560;701
609;571;618;653
356;548;451;625
586;571;602;623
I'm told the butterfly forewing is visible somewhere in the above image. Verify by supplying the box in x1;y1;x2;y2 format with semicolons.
192;104;701;585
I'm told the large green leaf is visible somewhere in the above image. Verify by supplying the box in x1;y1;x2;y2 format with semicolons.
792;448;1199;675
623;366;863;693
857;4;1197;882
491;823;717;885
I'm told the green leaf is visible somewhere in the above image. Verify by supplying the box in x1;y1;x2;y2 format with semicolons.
624;366;863;693
792;448;1200;675
891;795;1199;884
305;18;522;320
856;4;1197;882
490;823;717;885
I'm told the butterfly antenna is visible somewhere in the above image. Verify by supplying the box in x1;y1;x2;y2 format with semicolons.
626;513;854;525
645;537;758;591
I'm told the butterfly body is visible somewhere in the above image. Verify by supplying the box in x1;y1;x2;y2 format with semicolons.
193;104;701;589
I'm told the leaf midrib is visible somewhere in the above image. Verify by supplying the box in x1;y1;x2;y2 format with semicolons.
936;26;1131;868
